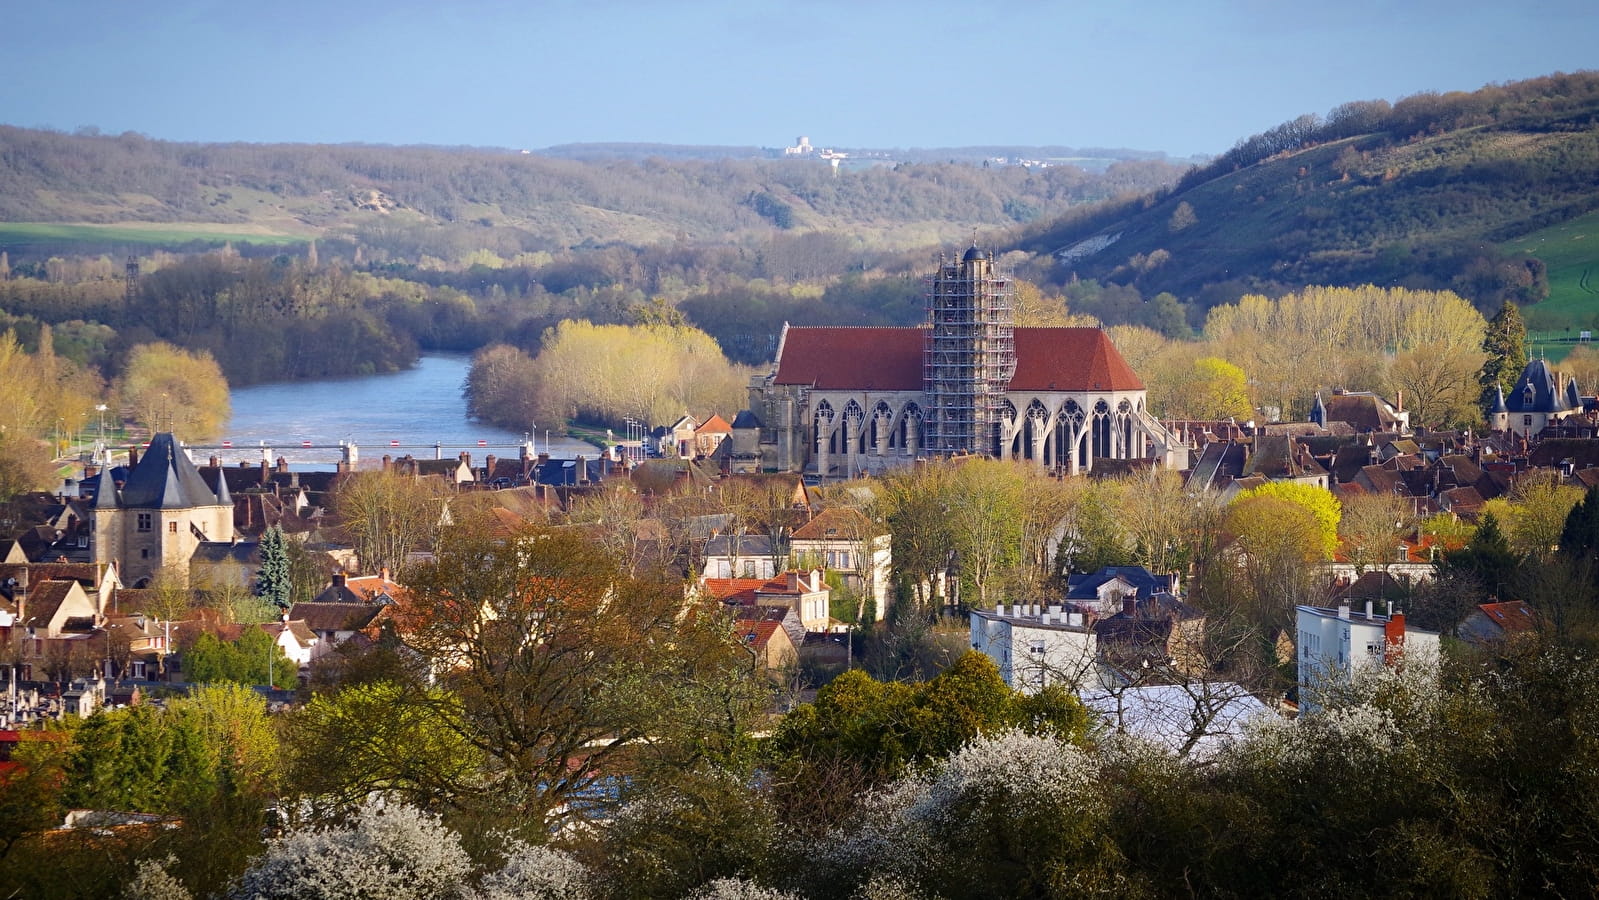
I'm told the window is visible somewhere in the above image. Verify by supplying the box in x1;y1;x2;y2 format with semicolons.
1366;641;1384;661
169;521;178;534
742;560;755;578
1028;639;1046;655
1524;415;1533;428
137;513;152;532
140;549;149;559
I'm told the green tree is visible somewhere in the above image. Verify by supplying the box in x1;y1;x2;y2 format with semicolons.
1558;485;1599;567
767;652;1089;799
118;342;231;440
182;629;294;689
1438;511;1519;603
1234;481;1341;559
1166;356;1253;421
281;681;483;814
1480;300;1527;412
254;526;291;612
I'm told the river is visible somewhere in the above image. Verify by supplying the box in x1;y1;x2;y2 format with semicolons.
215;354;597;468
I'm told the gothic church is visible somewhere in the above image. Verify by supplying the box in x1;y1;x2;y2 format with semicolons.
739;247;1183;477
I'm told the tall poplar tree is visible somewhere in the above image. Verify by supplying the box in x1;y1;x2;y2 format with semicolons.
1480;300;1528;411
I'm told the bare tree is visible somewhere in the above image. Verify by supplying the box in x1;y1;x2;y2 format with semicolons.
334;470;451;573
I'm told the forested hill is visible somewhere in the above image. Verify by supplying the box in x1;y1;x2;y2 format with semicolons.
1017;71;1599;314
0;126;1184;250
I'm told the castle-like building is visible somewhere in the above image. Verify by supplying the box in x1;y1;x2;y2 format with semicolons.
1490;357;1583;436
737;247;1182;477
91;432;235;586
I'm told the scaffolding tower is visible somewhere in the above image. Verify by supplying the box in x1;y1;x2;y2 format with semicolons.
124;255;139;304
923;246;1015;456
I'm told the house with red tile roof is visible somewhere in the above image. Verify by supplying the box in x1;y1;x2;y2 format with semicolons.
1458;600;1538;646
733;611;799;676
693;414;733;458
740;248;1183;478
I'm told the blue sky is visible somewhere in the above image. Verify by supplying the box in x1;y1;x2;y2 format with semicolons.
4;0;1595;156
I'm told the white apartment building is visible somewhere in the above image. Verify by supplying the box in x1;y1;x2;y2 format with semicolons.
1295;603;1440;711
970;603;1099;694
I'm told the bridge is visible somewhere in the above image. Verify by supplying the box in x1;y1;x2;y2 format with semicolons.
109;438;542;469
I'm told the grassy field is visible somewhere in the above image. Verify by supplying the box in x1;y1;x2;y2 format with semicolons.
1505;210;1599;329
1504;209;1599;363
0;221;308;249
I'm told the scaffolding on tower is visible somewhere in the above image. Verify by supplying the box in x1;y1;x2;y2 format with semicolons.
922;246;1015;456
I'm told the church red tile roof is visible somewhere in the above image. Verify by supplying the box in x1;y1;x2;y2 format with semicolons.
773;327;924;390
1009;328;1145;392
772;326;1143;393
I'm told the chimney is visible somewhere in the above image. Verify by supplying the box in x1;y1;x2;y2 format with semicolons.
1396;389;1403;413
259;459;271;485
382;454;392;471
276;457;288;474
1384;613;1407;663
485;454;497;479
380;566;391;583
576;455;587;485
1123;596;1136;617
208;455;219;468
128;446;140;468
1337;604;1351;620
1365;600;1374;619
538;452;550;466
332;573;347;588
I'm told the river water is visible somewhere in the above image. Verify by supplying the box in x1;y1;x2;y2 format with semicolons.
216;354;595;468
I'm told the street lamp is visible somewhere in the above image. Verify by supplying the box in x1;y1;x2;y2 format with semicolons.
95;404;107;445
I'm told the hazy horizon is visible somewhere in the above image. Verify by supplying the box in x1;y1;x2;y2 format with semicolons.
3;0;1596;158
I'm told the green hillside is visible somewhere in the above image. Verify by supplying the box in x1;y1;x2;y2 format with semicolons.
1506;209;1599;330
0;127;1184;256
1018;72;1599;316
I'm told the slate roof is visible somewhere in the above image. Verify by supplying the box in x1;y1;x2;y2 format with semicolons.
1322;392;1404;432
190;542;260;564
118;434;225;509
704;534;776;559
772;326;1143;392
1507;359;1571;413
730;410;762;429
288;602;386;633
1066;567;1177;602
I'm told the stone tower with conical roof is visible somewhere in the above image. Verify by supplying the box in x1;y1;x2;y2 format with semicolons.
92;433;235;586
1494;358;1577;437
